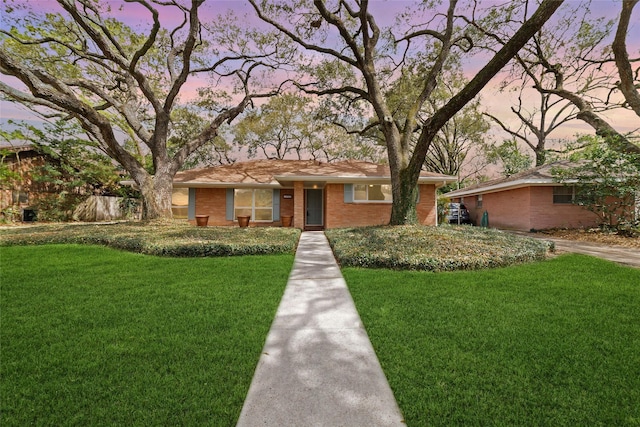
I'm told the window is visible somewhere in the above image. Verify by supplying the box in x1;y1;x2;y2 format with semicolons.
234;189;273;221
12;190;28;205
553;186;574;204
171;188;189;219
353;184;392;202
477;194;483;208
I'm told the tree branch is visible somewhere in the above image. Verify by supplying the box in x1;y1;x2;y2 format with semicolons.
409;0;565;177
613;0;640;116
247;0;358;67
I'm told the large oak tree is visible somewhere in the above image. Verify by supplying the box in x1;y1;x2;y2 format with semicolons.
249;0;564;224
0;0;278;219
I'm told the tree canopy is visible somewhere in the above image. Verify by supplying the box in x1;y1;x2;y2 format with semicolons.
3;0;638;224
0;0;280;219
248;0;564;224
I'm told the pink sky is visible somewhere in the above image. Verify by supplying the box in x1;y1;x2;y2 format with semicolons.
1;0;638;146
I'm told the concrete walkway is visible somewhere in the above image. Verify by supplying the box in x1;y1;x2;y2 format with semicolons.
237;232;404;426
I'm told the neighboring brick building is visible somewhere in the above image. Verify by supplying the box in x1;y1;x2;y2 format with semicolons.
173;159;456;229
444;161;636;231
1;144;132;222
0;145;49;221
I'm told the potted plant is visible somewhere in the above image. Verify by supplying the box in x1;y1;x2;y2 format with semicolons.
237;215;250;228
281;215;293;227
195;215;209;227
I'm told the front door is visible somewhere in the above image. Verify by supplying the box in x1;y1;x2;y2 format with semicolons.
305;189;323;228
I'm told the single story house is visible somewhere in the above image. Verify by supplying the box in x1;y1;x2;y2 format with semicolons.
173;159;457;229
444;161;634;231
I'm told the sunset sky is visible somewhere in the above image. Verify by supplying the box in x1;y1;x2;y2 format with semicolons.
1;0;638;152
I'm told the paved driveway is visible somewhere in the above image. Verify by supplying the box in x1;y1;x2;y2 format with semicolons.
511;232;640;269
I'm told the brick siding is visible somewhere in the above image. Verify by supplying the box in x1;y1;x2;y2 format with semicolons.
193;182;439;229
461;186;601;231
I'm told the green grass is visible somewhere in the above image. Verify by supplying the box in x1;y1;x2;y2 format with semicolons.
326;225;551;271
343;254;640;426
1;245;293;426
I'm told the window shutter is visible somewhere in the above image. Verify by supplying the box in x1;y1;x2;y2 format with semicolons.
272;189;280;221
188;188;196;220
344;184;353;203
415;185;421;203
226;188;234;220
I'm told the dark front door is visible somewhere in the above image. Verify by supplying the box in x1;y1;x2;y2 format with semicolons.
305;189;323;228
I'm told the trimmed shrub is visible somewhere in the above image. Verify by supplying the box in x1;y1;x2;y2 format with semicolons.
0;222;301;257
326;225;552;272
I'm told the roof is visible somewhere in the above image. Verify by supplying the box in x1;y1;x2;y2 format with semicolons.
0;144;38;154
444;160;580;198
174;159;457;188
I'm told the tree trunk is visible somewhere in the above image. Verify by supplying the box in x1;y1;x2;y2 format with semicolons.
138;169;175;220
389;167;419;225
535;145;546;166
388;0;565;226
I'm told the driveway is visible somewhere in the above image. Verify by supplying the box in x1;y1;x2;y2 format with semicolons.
511;231;640;269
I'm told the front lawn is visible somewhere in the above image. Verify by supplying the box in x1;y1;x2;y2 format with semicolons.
1;245;293;426
344;254;640;426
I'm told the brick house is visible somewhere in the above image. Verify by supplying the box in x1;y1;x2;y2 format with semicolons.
173;159;457;229
444;161;636;231
1;145;48;221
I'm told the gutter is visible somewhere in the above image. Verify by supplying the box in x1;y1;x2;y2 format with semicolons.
444;178;580;198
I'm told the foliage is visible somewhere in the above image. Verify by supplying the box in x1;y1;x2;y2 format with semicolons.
325;225;550;272
10;120;132;221
232;93;383;162
0;147;20;183
0;0;279;219
234;93;317;160
386;63;491;177
344;254;640;426
483;138;533;177
1;245;292;425
168;106;235;170
494;0;640;153
436;194;452;225
552;135;640;232
0;222;301;257
248;0;564;224
484;2;617;166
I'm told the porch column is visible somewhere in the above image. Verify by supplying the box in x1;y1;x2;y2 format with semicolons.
294;181;304;229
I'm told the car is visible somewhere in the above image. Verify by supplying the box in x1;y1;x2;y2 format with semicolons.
446;202;472;224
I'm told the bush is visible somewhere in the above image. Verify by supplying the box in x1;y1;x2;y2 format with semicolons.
0;222;301;257
326;225;551;272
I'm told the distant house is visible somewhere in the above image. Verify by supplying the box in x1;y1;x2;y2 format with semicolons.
1;144;133;222
0;145;47;221
173;159;457;229
443;161;636;231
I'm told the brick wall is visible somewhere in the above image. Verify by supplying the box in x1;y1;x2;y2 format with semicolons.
478;187;532;230
193;183;440;229
293;182;305;229
417;184;437;225
324;183;392;228
528;186;600;230
194;187;297;227
280;189;294;218
324;183;438;228
194;188;234;226
461;185;602;231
